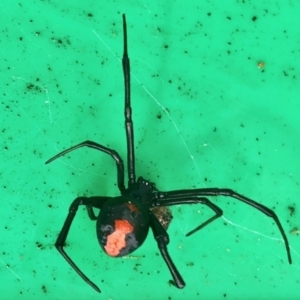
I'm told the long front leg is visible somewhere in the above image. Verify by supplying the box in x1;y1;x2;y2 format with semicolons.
55;196;111;293
45;140;125;193
122;14;136;186
149;211;185;289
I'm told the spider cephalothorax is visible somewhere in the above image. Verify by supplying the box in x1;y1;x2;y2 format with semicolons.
46;14;292;293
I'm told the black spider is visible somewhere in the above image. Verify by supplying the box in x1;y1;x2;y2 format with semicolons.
46;14;292;293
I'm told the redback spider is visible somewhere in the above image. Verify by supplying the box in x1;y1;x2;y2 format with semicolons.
46;14;292;293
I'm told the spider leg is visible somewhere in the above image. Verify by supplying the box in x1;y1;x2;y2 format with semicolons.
149;211;185;289
155;188;292;264
45;140;125;193
154;196;223;236
86;205;97;220
55;196;112;293
122;14;136;186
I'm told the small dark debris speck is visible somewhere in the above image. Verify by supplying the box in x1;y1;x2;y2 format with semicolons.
42;285;47;293
288;206;295;216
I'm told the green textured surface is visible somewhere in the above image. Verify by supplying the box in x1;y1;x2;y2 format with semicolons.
1;1;300;299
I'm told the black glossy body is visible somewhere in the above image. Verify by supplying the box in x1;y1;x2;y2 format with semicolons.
97;196;149;257
46;14;292;293
97;177;154;257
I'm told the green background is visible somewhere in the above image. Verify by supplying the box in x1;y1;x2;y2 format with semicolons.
1;1;300;299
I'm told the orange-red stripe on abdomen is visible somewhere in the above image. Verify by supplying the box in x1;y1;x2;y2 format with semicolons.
104;220;134;256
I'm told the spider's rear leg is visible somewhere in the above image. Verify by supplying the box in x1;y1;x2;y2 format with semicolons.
55;196;111;293
149;211;185;288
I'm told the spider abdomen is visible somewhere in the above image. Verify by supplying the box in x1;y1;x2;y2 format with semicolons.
97;196;150;257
